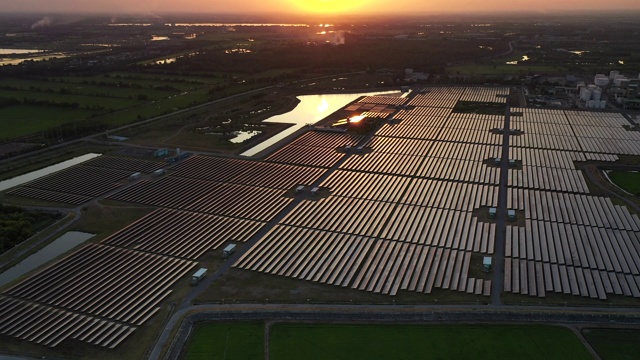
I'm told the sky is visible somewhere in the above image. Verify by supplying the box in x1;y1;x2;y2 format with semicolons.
2;0;640;15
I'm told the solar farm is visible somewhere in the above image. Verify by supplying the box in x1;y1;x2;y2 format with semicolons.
6;156;165;205
1;86;640;350
505;108;640;299
236;89;504;296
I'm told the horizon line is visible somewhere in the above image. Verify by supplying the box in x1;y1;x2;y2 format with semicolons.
3;8;640;18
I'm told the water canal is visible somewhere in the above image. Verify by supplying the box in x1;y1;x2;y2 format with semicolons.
0;153;101;192
0;231;95;288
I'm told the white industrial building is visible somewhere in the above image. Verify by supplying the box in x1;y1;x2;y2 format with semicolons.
594;74;609;87
609;70;619;80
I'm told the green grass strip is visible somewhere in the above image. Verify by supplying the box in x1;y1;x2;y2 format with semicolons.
185;322;264;360
271;324;592;360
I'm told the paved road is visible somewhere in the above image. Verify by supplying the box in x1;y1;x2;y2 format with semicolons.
486;41;515;60
490;103;512;305
448;41;514;66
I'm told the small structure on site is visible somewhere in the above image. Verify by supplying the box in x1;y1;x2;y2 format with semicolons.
191;268;207;285
483;257;493;272
223;244;236;258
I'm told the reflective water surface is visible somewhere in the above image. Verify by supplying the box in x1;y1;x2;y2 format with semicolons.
0;231;94;287
241;91;398;157
0;153;101;192
229;130;262;144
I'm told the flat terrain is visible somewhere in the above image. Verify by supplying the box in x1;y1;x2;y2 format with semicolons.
583;328;640;360
186;323;592;360
271;324;592;360
608;171;640;195
3;87;640;360
185;322;264;360
0;73;221;140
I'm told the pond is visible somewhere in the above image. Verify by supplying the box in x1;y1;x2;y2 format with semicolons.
0;231;94;287
229;130;262;144
0;153;101;192
240;90;398;157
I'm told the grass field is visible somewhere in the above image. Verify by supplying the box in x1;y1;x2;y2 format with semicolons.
582;328;640;360
72;204;155;242
185;323;592;360
185;322;264;360
608;171;640;195
270;324;592;360
0;73;222;140
0;105;97;140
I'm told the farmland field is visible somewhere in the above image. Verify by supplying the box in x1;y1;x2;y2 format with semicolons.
0;73;222;140
270;324;592;360
608;171;640;195
184;323;592;360
0;105;97;139
582;328;640;360
185;322;264;360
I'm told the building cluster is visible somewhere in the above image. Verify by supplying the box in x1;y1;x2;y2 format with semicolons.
578;70;640;110
404;68;429;82
578;84;606;109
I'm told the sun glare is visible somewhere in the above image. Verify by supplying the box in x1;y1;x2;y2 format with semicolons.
287;0;370;14
348;115;365;123
317;98;329;113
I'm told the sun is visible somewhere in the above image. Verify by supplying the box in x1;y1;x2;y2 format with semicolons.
286;0;370;14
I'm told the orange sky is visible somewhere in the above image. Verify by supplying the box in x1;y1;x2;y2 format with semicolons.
4;0;640;14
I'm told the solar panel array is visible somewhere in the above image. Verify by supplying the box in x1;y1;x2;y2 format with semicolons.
505;108;640;299
0;151;328;348
407;86;508;107
6;156;165;205
3;87;640;350
1;245;195;348
236;87;509;297
104;208;265;259
358;95;408;106
264;131;363;168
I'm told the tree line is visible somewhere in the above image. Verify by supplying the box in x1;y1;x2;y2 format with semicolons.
0;204;61;254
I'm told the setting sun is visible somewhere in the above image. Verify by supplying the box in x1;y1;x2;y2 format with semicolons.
286;0;370;14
